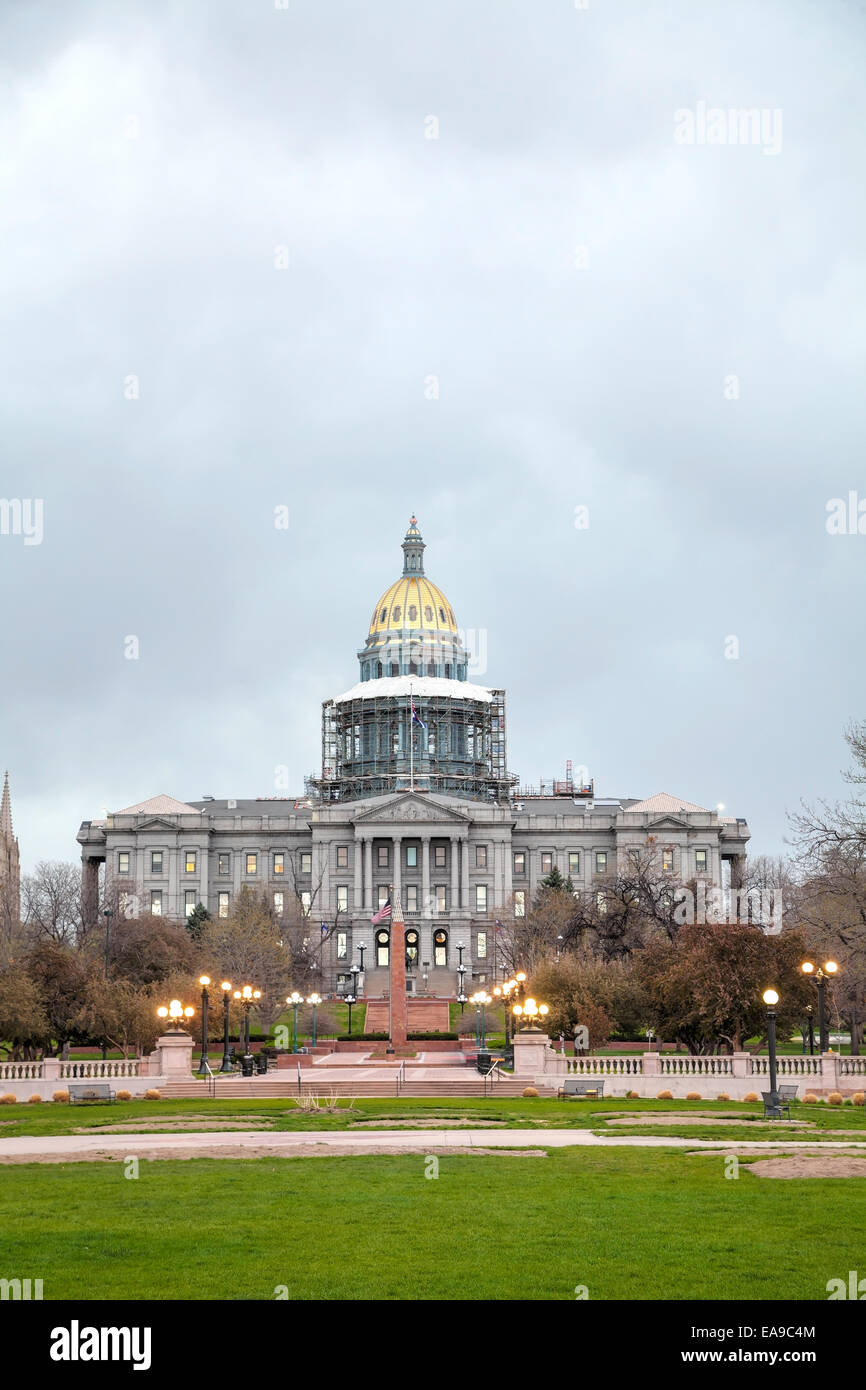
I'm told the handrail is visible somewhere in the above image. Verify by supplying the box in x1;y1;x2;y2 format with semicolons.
396;1060;406;1096
484;1059;502;1097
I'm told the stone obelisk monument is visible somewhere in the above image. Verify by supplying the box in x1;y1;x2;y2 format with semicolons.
387;887;407;1052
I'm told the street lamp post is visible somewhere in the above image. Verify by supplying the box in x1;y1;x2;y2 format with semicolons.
457;941;466;971
198;976;212;1076
103;908;113;977
220;982;233;1072
345;992;357;1037
512;997;550;1033
157;999;195;1031
763;988;780;1114
801;960;839;1052
457;962;467;1012
233;985;261;1060
287;991;303;1053
477;991;492;1049
805;1004;815;1057
358;943;366;980
307;992;322;1048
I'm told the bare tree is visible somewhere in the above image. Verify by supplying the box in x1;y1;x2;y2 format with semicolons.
21;861;83;947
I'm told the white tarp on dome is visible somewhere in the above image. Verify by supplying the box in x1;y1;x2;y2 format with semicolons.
333;676;493;704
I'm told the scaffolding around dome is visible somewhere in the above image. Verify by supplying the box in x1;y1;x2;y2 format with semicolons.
309;684;516;804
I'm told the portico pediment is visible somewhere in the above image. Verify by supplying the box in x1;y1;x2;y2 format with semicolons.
127;816;187;833
352;794;470;827
643;815;692;832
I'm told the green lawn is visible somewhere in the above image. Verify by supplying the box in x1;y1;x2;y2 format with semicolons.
1;1146;863;1300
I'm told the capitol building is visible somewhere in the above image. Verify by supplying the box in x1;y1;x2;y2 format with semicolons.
78;518;751;995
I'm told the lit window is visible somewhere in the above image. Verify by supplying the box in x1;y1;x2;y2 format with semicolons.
595;852;608;874
301;891;312;916
377;884;389;910
337;931;348;960
218;892;229;918
185;851;196;874
274;892;284;916
568;852;580;875
514;890;526;918
185;891;196;917
662;850;674;873
436;884;448;913
246;853;257;875
696;849;708;872
376;929;390;967
406;845;418;868
117;851;130;875
541;852;553;875
336;885;349;913
273;852;285;875
476;845;487;868
151;851;163;874
434;928;447;966
477;931;487;959
513;851;525;875
300;852;312;874
218;853;229;876
150;890;162;917
475;884;488;913
336;845;348;870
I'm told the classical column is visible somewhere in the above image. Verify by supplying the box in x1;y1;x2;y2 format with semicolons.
461;837;469;913
421;835;431;916
364;838;373;911
392;835;401;900
503;835;513;905
450;834;459;913
82;857;101;928
353;835;363;911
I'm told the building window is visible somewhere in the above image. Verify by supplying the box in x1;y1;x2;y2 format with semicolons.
336;885;349;913
436;884;448;913
392;605;401;622
445;663;451;679
218;853;229;876
514;890;526;918
662;849;674;873
185;891;196;917
218;892;230;919
405;884;418;912
185;851;196;874
378;845;390;869
595;852;608;874
376;929;390;967
336;930;348;960
117;851;130;875
377;884;390;910
390;662;398;676
246;853;257;875
300;852;312;874
273;852;285;875
433;928;448;967
475;884;488;913
513;851;526;875
434;844;447;869
477;931;487;959
300;891;312;916
695;849;708;873
336;845;348;870
151;850;163;874
475;845;487;868
406;928;419;968
406;844;418;868
541;851;553;875
568;852;580;875
150;890;162;917
274;892;284;916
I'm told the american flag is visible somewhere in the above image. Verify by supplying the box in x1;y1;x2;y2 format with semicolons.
371;895;391;925
411;698;427;731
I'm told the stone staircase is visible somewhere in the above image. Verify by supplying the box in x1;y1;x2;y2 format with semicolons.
159;1074;546;1100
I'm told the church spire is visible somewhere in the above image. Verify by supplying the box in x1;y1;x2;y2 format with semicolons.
0;772;12;840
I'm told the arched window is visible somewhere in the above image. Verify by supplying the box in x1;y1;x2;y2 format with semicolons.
409;660;417;674
427;661;435;676
405;929;419;969
445;663;451;679
433;928;448;967
439;607;446;623
392;605;401;622
376;661;383;678
376;929;390;967
390;662;399;676
424;605;433;622
380;608;387;622
408;605;417;622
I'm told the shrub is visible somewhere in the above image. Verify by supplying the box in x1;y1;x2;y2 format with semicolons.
656;1090;673;1100
852;1092;865;1106
27;1094;42;1104
686;1091;701;1101
828;1091;843;1106
144;1088;161;1100
522;1087;539;1098
407;1032;459;1041
53;1090;70;1103
116;1090;132;1101
803;1092;819;1104
717;1093;730;1101
743;1092;759;1103
0;1093;17;1104
626;1090;640;1099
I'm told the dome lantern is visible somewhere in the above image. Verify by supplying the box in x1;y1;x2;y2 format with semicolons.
401;515;425;576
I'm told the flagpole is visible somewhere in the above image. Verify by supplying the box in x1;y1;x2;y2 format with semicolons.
388;882;393;1044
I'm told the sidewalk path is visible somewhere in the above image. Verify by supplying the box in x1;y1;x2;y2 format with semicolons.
3;1129;866;1161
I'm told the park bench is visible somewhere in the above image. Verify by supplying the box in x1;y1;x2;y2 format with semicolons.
68;1082;116;1105
557;1077;605;1101
762;1087;796;1120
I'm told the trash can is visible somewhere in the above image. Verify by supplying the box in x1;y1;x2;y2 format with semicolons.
240;1055;255;1078
255;1052;269;1075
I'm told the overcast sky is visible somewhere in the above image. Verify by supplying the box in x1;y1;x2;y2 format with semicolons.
1;0;864;872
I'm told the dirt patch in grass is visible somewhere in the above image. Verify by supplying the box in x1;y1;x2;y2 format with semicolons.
73;1119;273;1134
0;1144;546;1164
748;1155;866;1179
602;1113;811;1128
351;1117;507;1128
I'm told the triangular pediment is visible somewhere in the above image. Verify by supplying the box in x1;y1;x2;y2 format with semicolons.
644;815;691;832
131;816;190;832
353;794;470;826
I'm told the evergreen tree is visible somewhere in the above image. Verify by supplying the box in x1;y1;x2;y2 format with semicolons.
185;902;211;943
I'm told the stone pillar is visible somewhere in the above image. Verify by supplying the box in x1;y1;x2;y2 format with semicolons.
42;1057;61;1084
820;1051;839;1093
353;836;363;911
512;1030;554;1077
421;835;431;916
82;857;101;928
389;897;408;1047
450;834;459;913
364;838;373;911
642;1052;661;1078
731;1052;751;1078
391;836;401;900
461;837;469;912
148;1031;194;1078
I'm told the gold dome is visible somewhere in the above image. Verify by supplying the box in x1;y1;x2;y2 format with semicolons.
368;575;457;641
